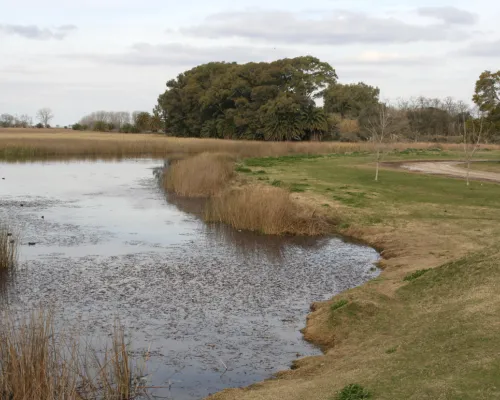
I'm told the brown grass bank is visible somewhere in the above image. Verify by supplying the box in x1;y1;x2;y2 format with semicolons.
0;309;148;400
164;152;235;197
206;185;336;235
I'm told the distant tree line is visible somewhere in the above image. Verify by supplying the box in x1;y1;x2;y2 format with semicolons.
0;108;54;129
73;110;162;133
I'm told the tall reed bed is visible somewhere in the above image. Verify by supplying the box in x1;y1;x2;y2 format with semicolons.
0;309;149;400
0;129;482;161
206;186;336;235
164;152;235;197
162;153;336;235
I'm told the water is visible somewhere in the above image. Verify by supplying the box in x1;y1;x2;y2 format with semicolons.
0;159;379;399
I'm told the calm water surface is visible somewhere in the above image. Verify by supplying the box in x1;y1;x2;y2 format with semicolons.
0;159;379;399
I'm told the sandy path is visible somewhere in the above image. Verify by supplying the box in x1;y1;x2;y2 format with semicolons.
399;161;500;183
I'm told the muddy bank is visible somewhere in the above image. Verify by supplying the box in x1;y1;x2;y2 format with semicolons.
0;159;379;399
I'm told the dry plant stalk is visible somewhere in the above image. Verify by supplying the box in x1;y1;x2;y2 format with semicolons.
0;224;17;270
462;116;487;186
205;185;336;235
0;309;148;400
163;152;235;197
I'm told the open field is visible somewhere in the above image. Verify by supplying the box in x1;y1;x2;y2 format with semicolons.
469;161;500;173
209;149;500;400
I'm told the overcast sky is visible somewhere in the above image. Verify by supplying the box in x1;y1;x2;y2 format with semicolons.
1;0;499;125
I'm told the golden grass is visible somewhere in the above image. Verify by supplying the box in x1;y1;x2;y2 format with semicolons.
205;185;336;235
338;118;360;134
0;224;17;270
0;309;148;400
1;128;493;161
164;153;235;197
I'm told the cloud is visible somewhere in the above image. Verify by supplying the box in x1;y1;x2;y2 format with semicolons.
63;42;291;66
179;10;471;45
0;24;77;40
458;39;500;57
336;51;437;66
416;7;478;25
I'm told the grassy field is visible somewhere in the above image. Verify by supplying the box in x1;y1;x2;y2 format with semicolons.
210;148;500;400
469;161;500;173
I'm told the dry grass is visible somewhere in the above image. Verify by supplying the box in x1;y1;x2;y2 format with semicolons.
0;224;17;270
164;153;235;197
0;309;148;400
205;185;336;235
0;128;490;161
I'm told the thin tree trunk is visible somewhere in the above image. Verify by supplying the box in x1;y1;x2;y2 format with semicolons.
375;149;380;181
467;160;470;186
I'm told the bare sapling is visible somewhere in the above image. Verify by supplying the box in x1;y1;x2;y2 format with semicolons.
363;102;398;181
462;114;487;186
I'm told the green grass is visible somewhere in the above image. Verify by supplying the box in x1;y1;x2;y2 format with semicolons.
234;149;500;400
235;166;252;173
335;384;372;400
331;299;349;312
403;269;430;282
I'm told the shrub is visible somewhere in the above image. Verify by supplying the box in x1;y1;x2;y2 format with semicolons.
335;384;372;400
72;123;84;131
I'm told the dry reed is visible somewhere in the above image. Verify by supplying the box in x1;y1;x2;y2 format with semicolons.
0;309;148;400
0;129;487;161
205;185;336;235
164;152;235;197
0;224;17;270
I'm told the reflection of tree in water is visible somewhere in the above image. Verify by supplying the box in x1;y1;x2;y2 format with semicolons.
153;167;332;263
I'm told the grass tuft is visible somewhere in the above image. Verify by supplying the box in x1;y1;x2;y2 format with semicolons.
403;269;431;282
0;224;17;270
335;384;372;400
331;299;349;312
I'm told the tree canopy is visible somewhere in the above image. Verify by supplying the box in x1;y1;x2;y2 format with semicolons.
156;56;337;140
323;82;380;119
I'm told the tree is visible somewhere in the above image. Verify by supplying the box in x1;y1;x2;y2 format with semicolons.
0;114;15;128
324;82;380;119
156;56;337;141
473;70;500;114
134;112;152;132
359;103;398;181
36;108;54;128
462;113;488;186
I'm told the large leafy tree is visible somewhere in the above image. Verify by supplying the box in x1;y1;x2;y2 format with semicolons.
323;82;380;119
473;70;500;114
156;56;337;141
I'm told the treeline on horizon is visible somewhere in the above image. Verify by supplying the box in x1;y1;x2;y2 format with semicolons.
6;56;496;142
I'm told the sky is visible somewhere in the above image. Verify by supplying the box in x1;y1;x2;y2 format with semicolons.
1;0;499;126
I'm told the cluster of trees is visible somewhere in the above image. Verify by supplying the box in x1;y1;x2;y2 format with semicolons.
73;110;162;133
0;108;54;129
155;56;337;140
153;57;500;142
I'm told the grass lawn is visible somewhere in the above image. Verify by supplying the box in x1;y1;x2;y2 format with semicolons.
212;149;500;400
469;160;500;173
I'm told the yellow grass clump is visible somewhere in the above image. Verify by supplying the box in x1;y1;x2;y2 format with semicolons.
205;185;336;235
0;309;148;400
164;152;235;197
